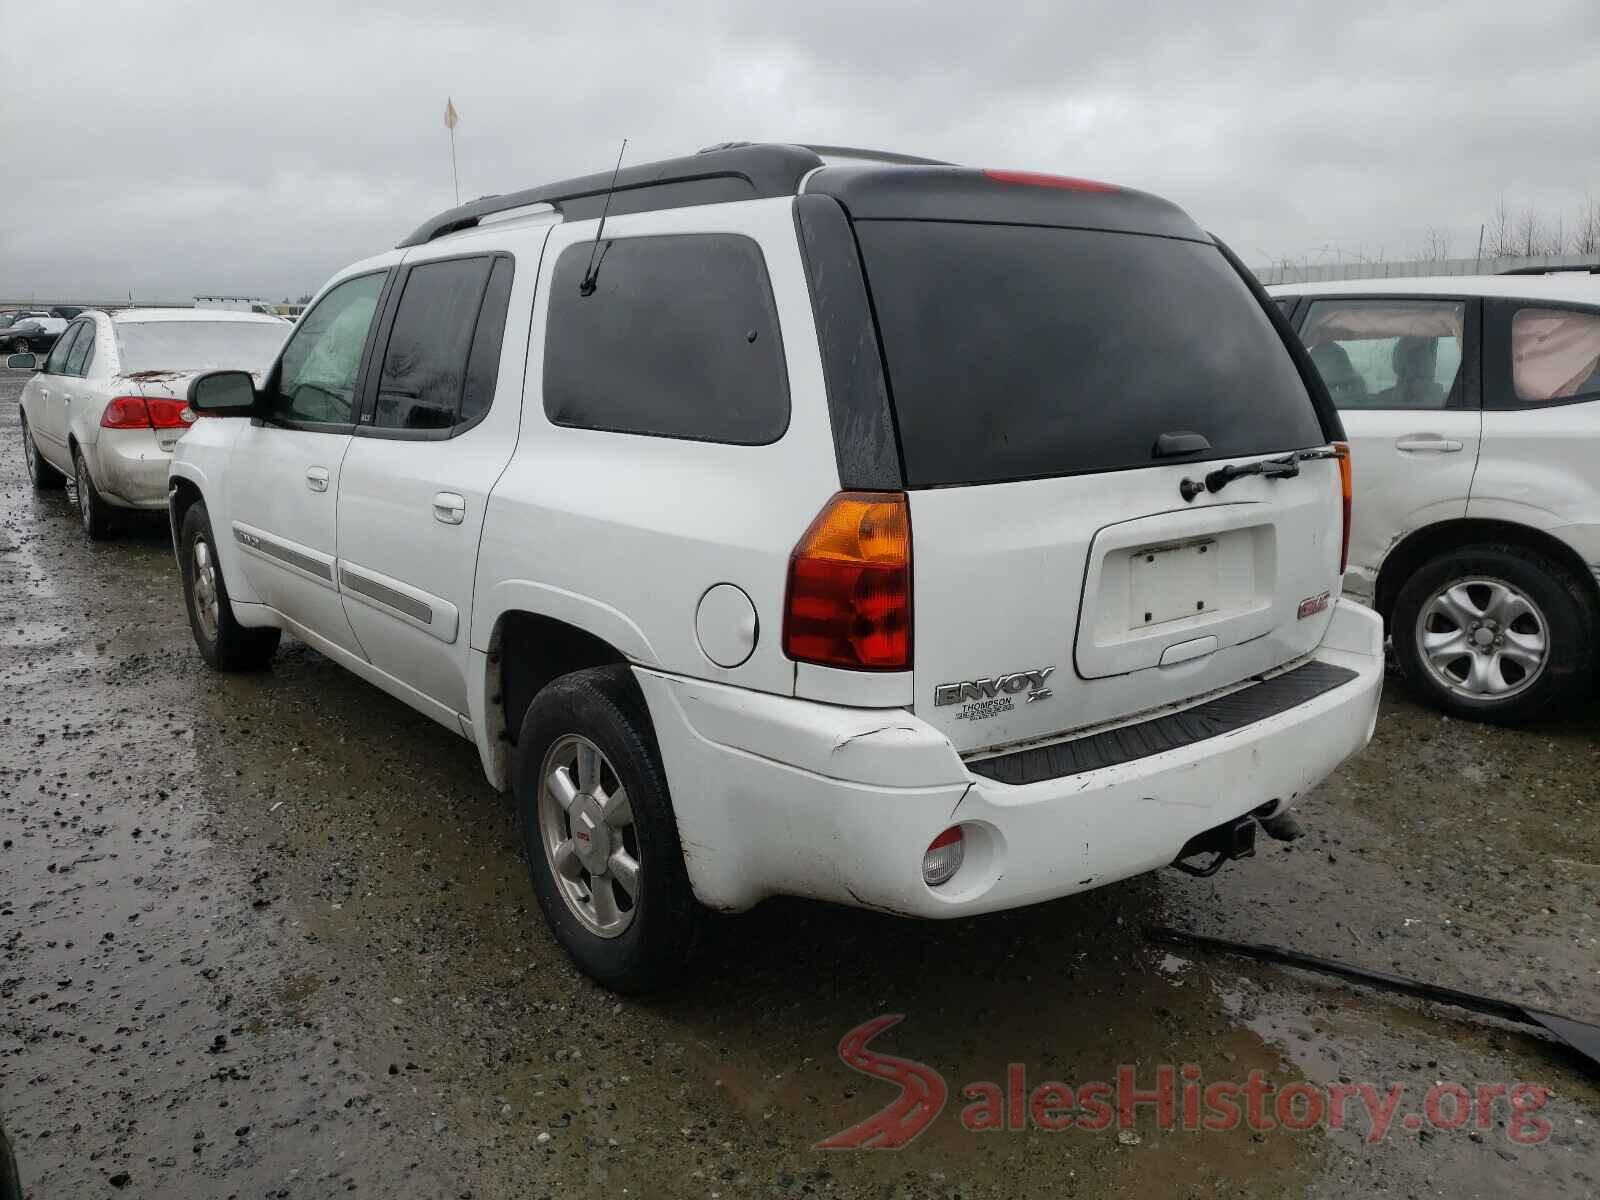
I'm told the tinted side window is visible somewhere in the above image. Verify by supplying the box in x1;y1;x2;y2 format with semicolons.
43;323;80;375
65;322;94;376
543;234;789;445
1299;299;1466;410
372;257;493;431
272;272;387;425
1509;307;1600;403
460;257;514;425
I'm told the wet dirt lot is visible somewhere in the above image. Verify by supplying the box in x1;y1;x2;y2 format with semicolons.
2;364;1597;1199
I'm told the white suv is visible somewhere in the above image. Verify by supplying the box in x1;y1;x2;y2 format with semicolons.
1270;275;1600;723
169;143;1383;991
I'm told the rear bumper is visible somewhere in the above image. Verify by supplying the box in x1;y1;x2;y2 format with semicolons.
637;599;1383;916
89;431;172;509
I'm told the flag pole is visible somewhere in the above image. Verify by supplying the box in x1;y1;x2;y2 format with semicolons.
445;97;461;205
450;125;460;206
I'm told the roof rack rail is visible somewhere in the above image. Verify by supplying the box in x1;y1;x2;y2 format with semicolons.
1498;263;1600;275
398;143;827;248
698;141;951;167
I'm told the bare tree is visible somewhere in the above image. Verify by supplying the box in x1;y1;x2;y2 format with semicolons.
1516;206;1563;257
1416;227;1452;261
1485;197;1517;258
1575;194;1600;256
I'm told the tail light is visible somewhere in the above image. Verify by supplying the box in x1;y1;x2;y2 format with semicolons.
782;491;911;671
100;395;193;430
100;396;150;429
1333;442;1352;574
146;397;193;429
922;827;965;887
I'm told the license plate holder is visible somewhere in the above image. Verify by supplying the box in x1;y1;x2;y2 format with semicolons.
1130;538;1218;627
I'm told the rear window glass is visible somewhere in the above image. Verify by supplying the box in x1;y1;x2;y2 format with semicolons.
853;222;1323;486
117;320;289;374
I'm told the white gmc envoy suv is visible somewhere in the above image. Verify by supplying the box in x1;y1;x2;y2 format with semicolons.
168;143;1383;991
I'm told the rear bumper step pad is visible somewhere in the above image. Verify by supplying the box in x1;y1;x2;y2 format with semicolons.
967;660;1358;787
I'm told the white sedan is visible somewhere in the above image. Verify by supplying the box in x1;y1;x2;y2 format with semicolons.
11;308;289;538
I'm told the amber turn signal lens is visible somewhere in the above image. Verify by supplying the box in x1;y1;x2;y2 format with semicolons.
782;492;911;671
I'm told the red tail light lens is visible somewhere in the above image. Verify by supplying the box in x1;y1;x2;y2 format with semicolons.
100;396;151;429
1334;442;1352;574
145;397;193;429
100;395;193;430
783;492;911;671
983;168;1119;193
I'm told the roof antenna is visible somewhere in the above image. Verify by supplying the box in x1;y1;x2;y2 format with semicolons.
579;138;628;297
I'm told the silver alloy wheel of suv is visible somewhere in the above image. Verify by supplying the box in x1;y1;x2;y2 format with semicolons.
190;538;222;643
537;734;640;938
1415;576;1549;700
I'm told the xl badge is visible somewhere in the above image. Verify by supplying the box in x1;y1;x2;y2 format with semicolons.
934;667;1055;709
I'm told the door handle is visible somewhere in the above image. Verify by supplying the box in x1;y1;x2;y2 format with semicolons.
305;466;330;492
433;492;466;525
1395;436;1463;453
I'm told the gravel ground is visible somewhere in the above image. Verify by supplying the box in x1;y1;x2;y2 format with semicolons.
2;364;1597;1199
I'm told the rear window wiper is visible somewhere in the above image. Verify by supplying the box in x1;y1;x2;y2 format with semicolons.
1181;447;1339;502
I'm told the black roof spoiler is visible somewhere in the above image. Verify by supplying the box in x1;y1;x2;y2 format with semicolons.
397;141;1204;249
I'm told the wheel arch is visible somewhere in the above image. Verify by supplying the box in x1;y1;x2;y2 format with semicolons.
1374;518;1600;628
167;475;204;550
478;608;636;792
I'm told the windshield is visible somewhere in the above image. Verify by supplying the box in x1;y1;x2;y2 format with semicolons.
853;221;1323;487
115;320;288;374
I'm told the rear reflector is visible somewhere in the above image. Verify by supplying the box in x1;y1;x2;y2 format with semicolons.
783;492;911;671
922;826;965;887
983;168;1119;193
100;396;150;429
1333;442;1352;574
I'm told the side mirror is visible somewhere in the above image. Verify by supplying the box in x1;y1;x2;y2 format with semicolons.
6;352;37;370
188;369;258;416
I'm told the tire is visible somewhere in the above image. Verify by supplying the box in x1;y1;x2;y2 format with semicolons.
512;665;699;993
0;1115;20;1200
1392;542;1595;724
72;446;117;540
20;413;65;491
179;501;280;671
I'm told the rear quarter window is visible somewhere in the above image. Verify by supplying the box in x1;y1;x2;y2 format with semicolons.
542;234;789;445
1509;306;1600;403
853;221;1324;486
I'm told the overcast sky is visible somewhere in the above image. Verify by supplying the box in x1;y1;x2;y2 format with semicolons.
2;0;1596;301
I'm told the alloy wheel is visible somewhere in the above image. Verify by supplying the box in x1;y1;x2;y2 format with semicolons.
1415;576;1549;700
75;456;91;529
190;537;221;643
536;734;640;938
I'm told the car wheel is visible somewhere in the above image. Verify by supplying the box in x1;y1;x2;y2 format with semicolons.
1392;543;1595;724
179;500;280;671
19;413;66;491
71;446;117;540
0;1115;21;1200
513;665;699;993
